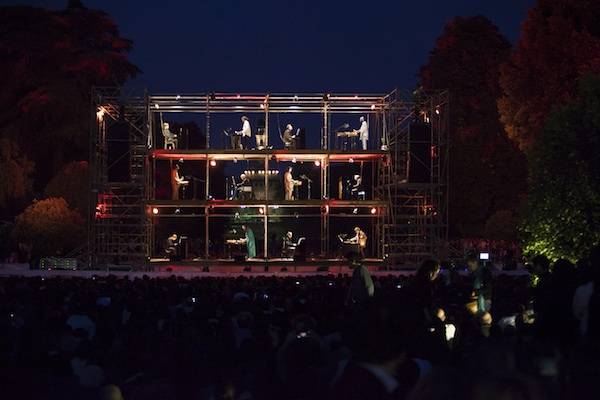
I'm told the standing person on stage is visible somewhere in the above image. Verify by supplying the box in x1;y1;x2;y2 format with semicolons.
170;164;188;200
240;224;256;259
284;166;301;200
348;226;368;258
356;116;369;150
235;116;252;149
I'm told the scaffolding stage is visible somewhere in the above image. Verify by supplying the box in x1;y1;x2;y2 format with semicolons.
88;89;449;269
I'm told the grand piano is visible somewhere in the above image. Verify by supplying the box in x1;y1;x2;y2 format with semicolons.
335;123;358;150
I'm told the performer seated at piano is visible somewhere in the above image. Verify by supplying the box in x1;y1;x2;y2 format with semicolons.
239;224;256;259
171;164;189;200
236;173;253;200
350;174;364;200
235;116;252;149
282;231;296;258
344;226;368;258
356;116;369;150
161;113;178;149
165;233;179;260
282;124;297;149
284;166;302;200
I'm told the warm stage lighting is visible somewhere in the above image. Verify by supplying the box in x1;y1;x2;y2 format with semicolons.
152;207;159;215
210;160;217;167
349;158;354;163
435;106;440;115
236;94;241;99
176;95;181;100
370;207;377;215
292;157;297;163
154;104;159;109
353;208;358;214
314;160;320;167
259;207;265;215
370;104;376;110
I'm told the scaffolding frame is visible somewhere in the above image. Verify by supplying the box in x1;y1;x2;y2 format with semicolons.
88;89;448;267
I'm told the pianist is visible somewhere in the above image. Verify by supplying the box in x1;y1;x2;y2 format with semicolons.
357;116;369;150
235;116;252;150
282;124;297;149
171;164;189;200
346;226;368;258
236;173;253;200
240;224;256;259
282;231;296;258
165;233;179;260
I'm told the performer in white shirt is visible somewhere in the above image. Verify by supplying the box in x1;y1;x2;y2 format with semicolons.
357;116;369;150
235;116;252;149
284;166;302;200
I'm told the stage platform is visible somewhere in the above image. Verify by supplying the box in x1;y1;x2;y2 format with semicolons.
0;262;413;279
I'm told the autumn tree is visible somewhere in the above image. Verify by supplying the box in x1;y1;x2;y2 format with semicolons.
498;0;600;152
0;3;138;189
520;75;600;262
419;16;527;238
12;197;85;259
44;161;89;213
0;137;35;211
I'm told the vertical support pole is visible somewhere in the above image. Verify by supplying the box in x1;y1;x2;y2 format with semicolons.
206;96;210;149
205;206;209;260
264;96;269;149
322;102;329;150
264;155;269;259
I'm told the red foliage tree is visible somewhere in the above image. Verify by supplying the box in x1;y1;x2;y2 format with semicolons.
498;0;600;151
0;3;139;189
420;16;527;237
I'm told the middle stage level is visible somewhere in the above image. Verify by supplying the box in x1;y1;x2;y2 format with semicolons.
149;149;391;204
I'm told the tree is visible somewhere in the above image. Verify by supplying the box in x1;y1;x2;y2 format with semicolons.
12;197;85;259
419;16;527;237
45;161;89;213
498;0;600;152
520;75;600;262
0;136;35;210
0;4;138;189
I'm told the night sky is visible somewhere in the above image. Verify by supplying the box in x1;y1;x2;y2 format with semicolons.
13;0;533;93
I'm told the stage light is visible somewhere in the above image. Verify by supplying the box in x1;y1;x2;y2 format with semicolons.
176;95;181;100
370;207;377;215
294;95;299;101
154;104;159;109
292;157;297;163
353;208;358;214
349;158;354;163
259;207;265;215
260;104;265;109
236;94;241;99
354;95;359;99
152;207;159;215
371;104;376;110
210;160;217;167
233;157;238;163
314;160;320;167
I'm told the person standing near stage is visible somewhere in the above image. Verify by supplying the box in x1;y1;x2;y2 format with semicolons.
347;257;374;306
240;224;256;259
170;164;188;200
235;116;252;149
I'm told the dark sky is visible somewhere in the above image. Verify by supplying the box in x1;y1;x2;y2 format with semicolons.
13;0;533;93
